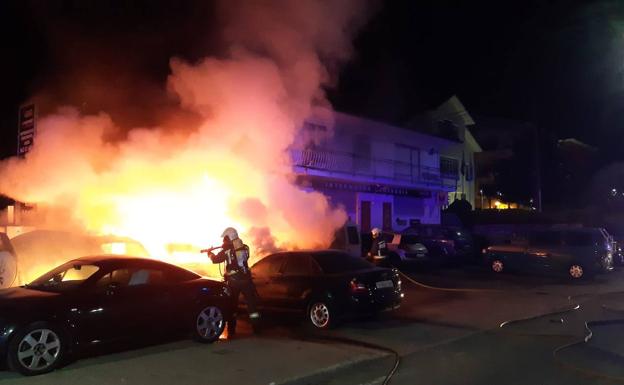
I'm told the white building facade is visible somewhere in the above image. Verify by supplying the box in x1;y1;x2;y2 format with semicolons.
290;112;458;233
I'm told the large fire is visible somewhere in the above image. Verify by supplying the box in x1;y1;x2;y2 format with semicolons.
0;0;371;283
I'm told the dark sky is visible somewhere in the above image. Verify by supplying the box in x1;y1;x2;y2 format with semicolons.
2;0;624;162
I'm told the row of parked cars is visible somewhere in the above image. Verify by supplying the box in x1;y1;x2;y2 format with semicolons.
333;222;621;280
332;223;478;268
0;230;404;376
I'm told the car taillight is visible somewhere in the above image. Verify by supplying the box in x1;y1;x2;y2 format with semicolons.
350;278;368;293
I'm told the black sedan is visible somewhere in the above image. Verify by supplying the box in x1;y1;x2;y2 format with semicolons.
0;256;233;376
251;250;403;329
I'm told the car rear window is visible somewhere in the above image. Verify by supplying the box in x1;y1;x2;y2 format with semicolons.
312;252;373;274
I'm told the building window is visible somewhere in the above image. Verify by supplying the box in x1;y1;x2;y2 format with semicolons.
302;121;328;148
440;156;459;179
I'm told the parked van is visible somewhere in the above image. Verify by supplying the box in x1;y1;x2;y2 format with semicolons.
484;227;613;279
330;222;362;258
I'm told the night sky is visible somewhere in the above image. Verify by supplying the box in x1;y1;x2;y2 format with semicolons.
1;1;623;162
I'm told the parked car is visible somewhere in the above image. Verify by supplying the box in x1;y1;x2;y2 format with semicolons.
251;250;402;329
401;226;455;264
483;228;614;279
0;256;233;376
384;233;429;266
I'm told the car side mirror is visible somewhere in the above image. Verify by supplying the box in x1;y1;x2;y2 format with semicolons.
106;282;120;296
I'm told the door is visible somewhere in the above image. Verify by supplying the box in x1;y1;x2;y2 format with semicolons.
271;254;315;311
360;201;371;233
382;202;392;231
76;266;172;344
251;254;286;310
526;231;561;271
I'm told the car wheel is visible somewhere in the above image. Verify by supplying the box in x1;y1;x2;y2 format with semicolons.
308;300;334;329
491;259;504;273
569;264;584;279
7;322;66;376
193;305;226;343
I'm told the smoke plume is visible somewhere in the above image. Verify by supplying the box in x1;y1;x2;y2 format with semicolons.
0;0;372;278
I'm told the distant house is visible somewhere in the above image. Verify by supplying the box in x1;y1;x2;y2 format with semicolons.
428;96;482;209
407;96;482;209
291;111;458;232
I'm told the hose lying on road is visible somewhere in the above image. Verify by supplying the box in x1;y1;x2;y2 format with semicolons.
398;270;503;293
399;267;624;382
551;319;624;383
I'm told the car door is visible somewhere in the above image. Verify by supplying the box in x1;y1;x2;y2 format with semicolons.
251;254;286;310
77;265;173;344
71;266;135;345
272;253;316;311
527;231;561;271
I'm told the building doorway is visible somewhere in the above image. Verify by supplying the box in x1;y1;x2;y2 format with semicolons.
360;201;371;233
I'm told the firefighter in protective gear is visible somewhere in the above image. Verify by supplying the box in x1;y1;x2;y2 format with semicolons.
207;227;261;335
367;227;388;263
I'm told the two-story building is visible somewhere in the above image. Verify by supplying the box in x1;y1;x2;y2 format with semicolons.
290;111;458;233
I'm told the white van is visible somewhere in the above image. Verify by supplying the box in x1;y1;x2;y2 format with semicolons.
330;222;362;258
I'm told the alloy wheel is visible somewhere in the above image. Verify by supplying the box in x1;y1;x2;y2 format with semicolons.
569;264;584;279
492;260;504;273
310;302;330;328
16;329;61;372
196;306;224;340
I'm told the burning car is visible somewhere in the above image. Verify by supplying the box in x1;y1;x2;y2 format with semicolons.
0;256;233;376
0;233;17;289
7;230;150;286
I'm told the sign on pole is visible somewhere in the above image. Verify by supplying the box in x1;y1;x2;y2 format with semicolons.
17;104;36;156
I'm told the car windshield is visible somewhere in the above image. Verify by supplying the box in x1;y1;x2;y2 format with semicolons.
27;262;100;292
312;252;373;274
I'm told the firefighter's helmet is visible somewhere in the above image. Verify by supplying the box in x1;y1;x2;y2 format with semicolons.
221;227;239;241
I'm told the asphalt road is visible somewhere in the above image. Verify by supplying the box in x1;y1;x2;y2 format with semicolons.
3;264;624;385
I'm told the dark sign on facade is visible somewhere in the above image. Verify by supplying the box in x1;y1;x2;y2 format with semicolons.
297;175;432;198
18;104;36;156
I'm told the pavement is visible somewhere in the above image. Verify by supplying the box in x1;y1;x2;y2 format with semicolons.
4;264;624;384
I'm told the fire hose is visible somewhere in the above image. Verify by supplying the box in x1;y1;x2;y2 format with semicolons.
398;269;624;383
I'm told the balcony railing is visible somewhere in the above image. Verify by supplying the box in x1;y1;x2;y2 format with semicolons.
290;148;456;189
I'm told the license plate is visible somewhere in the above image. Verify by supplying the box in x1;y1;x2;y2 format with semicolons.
376;280;394;289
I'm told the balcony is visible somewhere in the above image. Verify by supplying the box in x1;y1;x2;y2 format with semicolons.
290;148;456;189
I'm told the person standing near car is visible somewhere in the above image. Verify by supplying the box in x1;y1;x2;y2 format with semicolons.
206;227;261;336
368;227;388;262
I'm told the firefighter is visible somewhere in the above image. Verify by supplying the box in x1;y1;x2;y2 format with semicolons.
207;227;261;336
367;227;388;263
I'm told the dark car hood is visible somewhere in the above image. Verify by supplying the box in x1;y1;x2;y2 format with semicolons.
0;286;61;302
